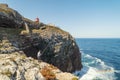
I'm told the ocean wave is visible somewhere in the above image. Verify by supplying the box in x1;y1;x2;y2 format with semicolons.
115;70;120;73
74;52;116;80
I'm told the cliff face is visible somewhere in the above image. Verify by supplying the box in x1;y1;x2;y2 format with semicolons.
32;26;82;72
0;4;23;28
0;3;82;76
0;28;79;80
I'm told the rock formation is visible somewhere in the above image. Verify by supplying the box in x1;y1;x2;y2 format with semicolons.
0;52;78;80
0;3;82;79
32;26;82;72
0;4;23;28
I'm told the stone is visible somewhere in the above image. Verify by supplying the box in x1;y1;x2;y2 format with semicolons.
0;4;8;8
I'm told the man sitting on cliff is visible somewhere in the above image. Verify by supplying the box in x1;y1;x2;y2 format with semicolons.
35;17;40;23
34;17;40;29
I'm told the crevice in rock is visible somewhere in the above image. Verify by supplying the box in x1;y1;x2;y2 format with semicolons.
22;46;38;59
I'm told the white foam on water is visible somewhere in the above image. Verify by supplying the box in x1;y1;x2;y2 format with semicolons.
75;52;117;80
115;70;120;73
75;66;116;80
74;67;98;80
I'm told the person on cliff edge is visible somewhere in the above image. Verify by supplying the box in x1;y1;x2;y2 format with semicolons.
35;17;40;23
34;17;40;29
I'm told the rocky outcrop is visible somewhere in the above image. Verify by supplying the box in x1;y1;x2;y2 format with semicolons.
31;26;82;72
0;3;42;28
0;52;78;80
0;4;23;28
0;3;82;74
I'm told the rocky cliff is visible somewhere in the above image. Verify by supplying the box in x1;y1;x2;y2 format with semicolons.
0;3;82;79
0;50;78;80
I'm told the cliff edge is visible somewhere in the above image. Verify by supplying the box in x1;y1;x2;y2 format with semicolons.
0;3;82;79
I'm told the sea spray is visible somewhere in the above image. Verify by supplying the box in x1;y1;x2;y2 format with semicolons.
75;38;120;80
74;52;116;80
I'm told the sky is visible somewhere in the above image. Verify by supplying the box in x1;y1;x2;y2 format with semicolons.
0;0;120;38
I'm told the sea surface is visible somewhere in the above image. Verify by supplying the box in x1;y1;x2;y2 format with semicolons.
74;38;120;80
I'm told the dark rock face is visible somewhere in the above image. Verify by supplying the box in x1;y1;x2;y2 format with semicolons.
0;4;82;73
0;4;23;28
0;3;38;28
31;26;82;72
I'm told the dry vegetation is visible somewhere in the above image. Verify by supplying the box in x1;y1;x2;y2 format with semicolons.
40;66;56;80
40;64;58;80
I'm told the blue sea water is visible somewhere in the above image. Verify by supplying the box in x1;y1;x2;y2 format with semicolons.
74;38;120;80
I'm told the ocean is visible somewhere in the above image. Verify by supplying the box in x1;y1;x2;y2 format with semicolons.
74;38;120;80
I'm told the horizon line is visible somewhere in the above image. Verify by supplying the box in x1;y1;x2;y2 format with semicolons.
75;37;120;39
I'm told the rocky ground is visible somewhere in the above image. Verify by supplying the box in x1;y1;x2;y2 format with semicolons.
0;52;78;80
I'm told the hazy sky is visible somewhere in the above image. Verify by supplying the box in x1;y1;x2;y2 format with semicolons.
0;0;120;38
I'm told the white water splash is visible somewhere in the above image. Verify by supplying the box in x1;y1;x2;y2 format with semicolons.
74;52;116;80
